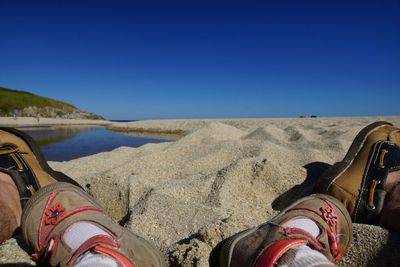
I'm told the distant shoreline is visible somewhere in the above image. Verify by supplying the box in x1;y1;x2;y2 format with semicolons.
110;119;138;122
0;117;112;128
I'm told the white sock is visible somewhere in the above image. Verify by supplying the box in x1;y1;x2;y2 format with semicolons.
282;218;320;238
277;218;335;267
75;251;118;267
277;245;336;267
62;221;118;267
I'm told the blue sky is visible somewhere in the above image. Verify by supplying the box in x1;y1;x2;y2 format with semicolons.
1;1;399;120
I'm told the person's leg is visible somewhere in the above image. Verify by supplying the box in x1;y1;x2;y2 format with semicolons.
0;172;22;243
379;170;400;231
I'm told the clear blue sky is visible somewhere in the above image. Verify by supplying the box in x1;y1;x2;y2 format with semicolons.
1;1;399;120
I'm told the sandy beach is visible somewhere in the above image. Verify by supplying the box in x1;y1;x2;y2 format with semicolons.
1;116;400;266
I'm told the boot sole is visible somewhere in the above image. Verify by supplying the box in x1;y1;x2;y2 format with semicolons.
313;121;392;194
214;194;352;267
0;127;82;188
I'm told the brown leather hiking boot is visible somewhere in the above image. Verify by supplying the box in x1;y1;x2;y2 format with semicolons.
22;182;166;266
313;121;400;225
0;127;81;207
211;194;352;267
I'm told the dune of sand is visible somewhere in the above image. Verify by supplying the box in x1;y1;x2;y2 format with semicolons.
1;116;400;266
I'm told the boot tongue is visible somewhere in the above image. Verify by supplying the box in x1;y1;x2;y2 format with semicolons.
388;130;400;144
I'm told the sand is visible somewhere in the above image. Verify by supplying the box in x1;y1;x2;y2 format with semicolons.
1;116;400;266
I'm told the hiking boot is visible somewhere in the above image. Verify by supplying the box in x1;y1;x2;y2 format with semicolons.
313;121;400;224
211;194;351;267
22;182;166;266
0;127;81;207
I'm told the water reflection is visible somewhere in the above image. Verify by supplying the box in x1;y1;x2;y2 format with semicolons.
19;126;169;161
21;126;94;146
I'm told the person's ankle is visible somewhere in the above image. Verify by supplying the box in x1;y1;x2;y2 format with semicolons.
380;170;400;231
384;170;400;192
0;172;22;243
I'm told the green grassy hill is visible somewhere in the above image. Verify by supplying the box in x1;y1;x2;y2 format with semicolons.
0;86;104;119
0;86;76;115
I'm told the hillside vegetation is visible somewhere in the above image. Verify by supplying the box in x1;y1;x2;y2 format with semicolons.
0;86;75;114
0;86;104;119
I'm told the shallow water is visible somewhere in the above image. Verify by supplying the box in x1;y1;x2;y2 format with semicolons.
19;126;169;161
